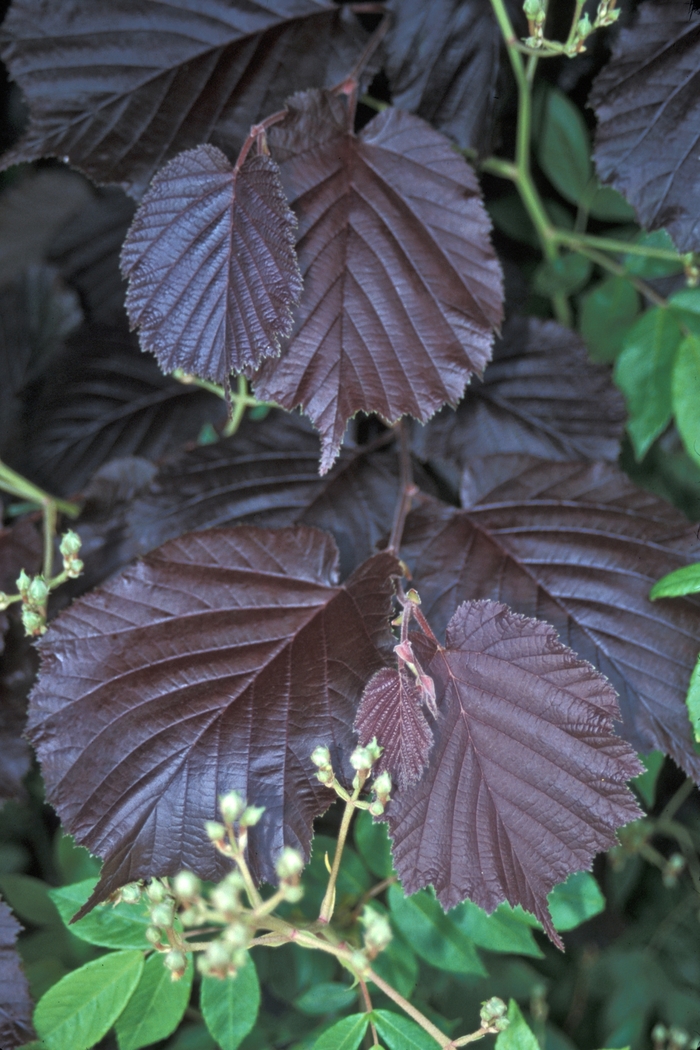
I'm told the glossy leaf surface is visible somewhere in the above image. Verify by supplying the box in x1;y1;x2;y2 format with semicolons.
254;90;503;472
590;0;700;252
311;1013;368;1050
201;957;260;1050
0;898;34;1050
0;0;369;197
49;878;155;950
414;317;625;470
387;601;642;944
402;459;700;780
355;667;433;788
122;145;302;382
650;563;700;599
116;953;193;1050
387;884;486;975
372;1009;436;1050
28;527;398;902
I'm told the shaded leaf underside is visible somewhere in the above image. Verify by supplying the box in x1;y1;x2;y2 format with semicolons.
0;0;370;197
28;526;398;904
590;0;700;253
253;90;503;472
0;899;34;1049
121;145;302;382
402;456;700;779
387;602;641;946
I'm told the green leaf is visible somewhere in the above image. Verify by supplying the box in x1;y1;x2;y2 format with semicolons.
387;884;485;976
354;811;393;879
33;949;144;1050
624;231;683;279
533;253;592;298
311;1014;368;1049
587;185;636;223
487;195;538;248
548;872;605;931
579;277;640;362
633;751;665;808
201;956;260;1050
495;1000;539;1050
372;1009;436;1050
537;87;592;205
165;1023;217;1050
650;563;700;600
369;933;418;998
685;651;700;743
450;900;543;958
0;874;61;926
673;334;700;467
670;288;700;336
294;982;356;1016
49;878;154;949
614;307;683;459
115;951;193;1050
54;831;101;885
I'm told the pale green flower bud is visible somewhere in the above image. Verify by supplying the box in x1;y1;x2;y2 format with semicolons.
205;820;227;842
311;745;332;768
369;800;384;817
146;880;168;903
240;805;265;828
28;576;49;605
361;908;392;954
282;883;304;903
164;950;187;977
120;883;142;904
204;941;232;970
350;746;373;772
276;847;304;881
365;737;383;764
373;771;392;801
150;902;174;928
316;767;334;785
481;997;509;1029
65;558;84;579
59;530;82;558
223;922;248;948
16;569;31;597
212;884;241;915
219;791;245;824
145;925;163;946
173;871;200;900
22;608;45;636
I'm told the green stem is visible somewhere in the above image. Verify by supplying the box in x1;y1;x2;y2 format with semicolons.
222;375;253;437
0;461;80;518
366;966;451;1047
571;243;669;310
555;229;687;262
319;777;364;923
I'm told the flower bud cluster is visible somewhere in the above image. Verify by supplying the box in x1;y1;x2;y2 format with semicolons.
59;530;83;578
311;745;335;786
350;737;382;792
275;846;305;903
480;997;509;1033
360;906;392;959
17;568;49;636
369;769;392;818
662;851;686;888
595;0;620;29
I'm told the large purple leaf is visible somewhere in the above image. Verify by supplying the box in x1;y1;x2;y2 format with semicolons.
401;457;700;779
412;317;625;473
122;145;302;382
72;411;422;588
28;526;398;904
384;0;504;155
14;323;225;497
0;0;370;198
590;0;700;253
386;600;642;946
253;90;504;472
0;899;34;1049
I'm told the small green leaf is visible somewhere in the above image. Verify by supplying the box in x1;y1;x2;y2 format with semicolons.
372;1009;437;1050
624;230;684;279
33;949;144;1050
587;185;636;222
495;1000;539;1050
294;982;356;1016
354;811;393;879
614;307;683;459
650;563;700;600
672;334;700;466
115;951;193;1050
311;1013;368;1049
450;900;543;958
387;885;485;976
201;956;260;1050
633;751;665;808
0;874;61;926
537;87;592;205
49;878;154;949
579;277;640;362
548;871;605;931
533;253;592;297
685;651;700;743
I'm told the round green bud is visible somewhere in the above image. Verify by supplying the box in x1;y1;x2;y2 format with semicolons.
231;948;248;969
146;880;168;903
369;800;384;817
173;871;200;900
120;883;142;904
480;996;508;1027
180;907;201;927
219;791;245;824
350;949;370;977
311;745;332;769
66;558;84;579
151;903;174;928
164;950;187;974
350;747;373;772
652;1025;668;1044
212;885;241;915
204;941;232;969
145;926;163;946
223;922;248;948
240;805;265;828
205;820;227;842
282;883;304;903
373;771;392;798
16;569;31;596
276;847;304;881
59;530;82;558
28;577;49;605
316;768;334;785
22;608;45;636
365;737;383;764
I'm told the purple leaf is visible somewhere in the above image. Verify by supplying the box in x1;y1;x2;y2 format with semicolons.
401;456;700;780
0;899;34;1049
28;526;398;907
0;621;38;808
253;90;504;472
413;317;626;471
356;667;433;788
590;0;700;253
0;0;371;198
122;145;302;383
386;600;642;946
